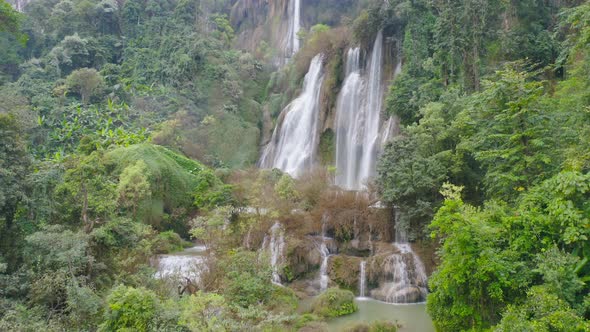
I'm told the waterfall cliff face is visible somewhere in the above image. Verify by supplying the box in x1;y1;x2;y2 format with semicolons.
334;31;396;190
259;54;325;177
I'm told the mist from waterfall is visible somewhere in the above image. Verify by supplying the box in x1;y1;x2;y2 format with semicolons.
259;54;325;177
335;31;396;190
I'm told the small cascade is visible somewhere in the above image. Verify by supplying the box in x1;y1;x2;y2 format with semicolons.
261;222;286;285
153;246;207;282
318;213;330;291
244;226;252;250
259;54;325;177
359;260;367;298
319;242;330;291
373;210;428;303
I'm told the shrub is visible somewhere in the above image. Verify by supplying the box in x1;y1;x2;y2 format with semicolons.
311;288;358;318
345;321;399;332
100;285;159;332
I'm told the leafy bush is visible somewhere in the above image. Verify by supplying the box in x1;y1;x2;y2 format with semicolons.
220;251;272;308
311;288;358;318
100;285;159;332
345;321;399;332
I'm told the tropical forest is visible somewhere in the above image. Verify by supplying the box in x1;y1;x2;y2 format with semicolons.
1;0;590;331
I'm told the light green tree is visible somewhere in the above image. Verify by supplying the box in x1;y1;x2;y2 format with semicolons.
117;160;151;218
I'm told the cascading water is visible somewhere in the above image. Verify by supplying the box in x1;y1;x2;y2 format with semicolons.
261;222;286;285
154;246;207;282
359;260;367;298
373;210;428;303
358;30;384;185
335;47;364;189
286;0;301;56
335;31;395;190
259;54;325;177
318;213;330;291
275;0;301;66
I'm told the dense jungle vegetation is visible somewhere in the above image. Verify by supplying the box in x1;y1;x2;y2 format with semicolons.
1;0;590;331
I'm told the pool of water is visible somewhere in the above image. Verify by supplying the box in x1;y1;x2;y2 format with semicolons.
153;245;207;280
326;298;435;332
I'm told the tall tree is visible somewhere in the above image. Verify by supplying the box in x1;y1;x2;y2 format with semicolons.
0;113;30;229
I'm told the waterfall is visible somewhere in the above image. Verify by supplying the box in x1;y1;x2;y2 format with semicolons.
261;222;286;285
335;31;395;190
259;54;325;177
153;246;207;282
335;47;364;189
374;210;428;303
359;260;367;297
319;242;329;291
276;0;301;66
287;0;301;56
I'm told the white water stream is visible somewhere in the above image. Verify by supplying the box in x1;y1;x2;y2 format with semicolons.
259;54;325;177
378;210;428;303
261;222;286;285
334;31;397;190
153;246;207;282
359;260;367;298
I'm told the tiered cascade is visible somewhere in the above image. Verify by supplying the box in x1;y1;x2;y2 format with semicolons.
371;211;428;303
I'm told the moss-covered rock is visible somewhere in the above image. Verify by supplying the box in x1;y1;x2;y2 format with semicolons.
311;288;358;318
328;255;362;292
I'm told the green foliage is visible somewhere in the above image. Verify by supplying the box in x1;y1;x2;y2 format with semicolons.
107;144;206;217
274;174;300;202
117;160;151;218
220;250;272;308
535;247;584;305
311;288;358;318
0;113;30;228
66;68;105;104
56;150;117;231
175;291;234;331
91;217;147;251
427;198;526;331
428;171;590;330
495;286;590;332
65;283;103;328
25;225;91;274
345;320;399;332
100;285;158;332
193;169;234;210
